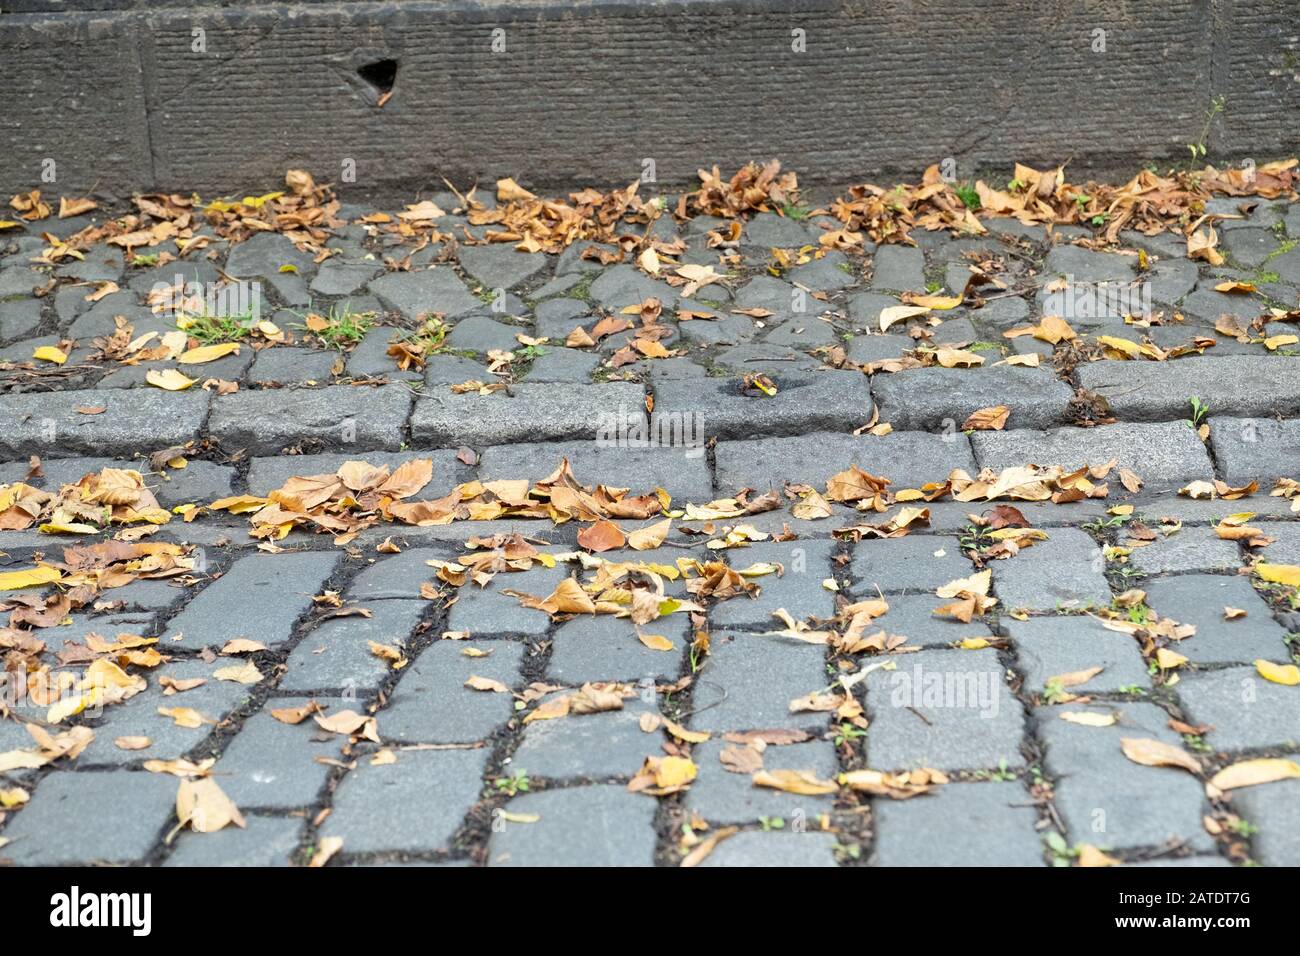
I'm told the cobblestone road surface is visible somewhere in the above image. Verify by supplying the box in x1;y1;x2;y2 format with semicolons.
1;183;1299;867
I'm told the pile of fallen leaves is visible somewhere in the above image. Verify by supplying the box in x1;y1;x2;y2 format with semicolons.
22;169;339;267
0;467;172;535
216;458;678;544
453;177;658;255
0;539;200;724
680;159;800;220
828;160;1298;250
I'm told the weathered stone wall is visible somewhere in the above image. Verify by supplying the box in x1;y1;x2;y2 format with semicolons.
1;0;1296;200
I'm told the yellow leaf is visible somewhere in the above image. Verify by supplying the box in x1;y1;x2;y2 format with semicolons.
146;368;197;391
47;692;94;724
879;305;930;332
213;661;263;685
1256;563;1300;587
906;294;963;310
157;706;212;728
309;836;343;867
176;777;245;833
1096;335;1144;358
637;632;675;652
1265;334;1298;351
1077;844;1121;867
957;637;991;650
1255;659;1300;686
1155;647;1188;670
654;756;697;789
627;518;671;551
663;719;709;743
1059;711;1117;727
178;342;241;364
465;675;510;693
752;768;837;795
1209;757;1300;791
0;565;62;591
32;345;67;364
208;495;268;514
934;347;984;368
496;810;540;824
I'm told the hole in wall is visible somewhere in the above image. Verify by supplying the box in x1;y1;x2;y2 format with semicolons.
357;58;398;100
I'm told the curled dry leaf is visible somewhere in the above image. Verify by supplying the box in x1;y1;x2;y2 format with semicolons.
680;826;738;868
313;709;380;742
1254;659;1300;686
1119;737;1200;775
465;675;510;693
309;836;344;868
1059;710;1116;727
176;777;245;833
1208;757;1300;791
271;701;323;725
751;768;837;795
157;706;213;728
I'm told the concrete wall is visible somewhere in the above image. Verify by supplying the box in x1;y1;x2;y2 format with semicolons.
1;0;1296;202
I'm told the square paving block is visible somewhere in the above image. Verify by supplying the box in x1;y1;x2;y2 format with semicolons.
379;640;525;743
870;781;1044;866
320;748;488;854
486;784;657;867
862;648;1024;771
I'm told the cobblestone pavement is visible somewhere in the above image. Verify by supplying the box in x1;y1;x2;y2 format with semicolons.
2;179;1300;868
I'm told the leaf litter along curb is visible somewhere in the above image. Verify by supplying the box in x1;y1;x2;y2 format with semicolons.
6;156;1298;385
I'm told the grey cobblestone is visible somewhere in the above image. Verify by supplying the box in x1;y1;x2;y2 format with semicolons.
320;747;487;854
970;422;1214;489
163;552;340;649
164;816;301;867
0;388;209;459
699;830;839;867
860;648;1025;771
1;770;175;865
411;382;646;447
654;371;874;440
1231;777;1300;867
991;529;1111;610
1035;702;1213;852
871;366;1073;432
714;430;975;491
1076;356;1300;422
1178;667;1300;751
210;384;412;455
282;601;427;693
686;738;838;823
214;698;346;808
1142;575;1289;665
487;784;657;867
870;781;1043;866
1006;615;1151;694
379;640;525;743
690;633;828;733
512;700;660;779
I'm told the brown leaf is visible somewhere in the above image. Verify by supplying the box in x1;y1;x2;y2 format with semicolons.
576;519;626;553
1119;737;1200;775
